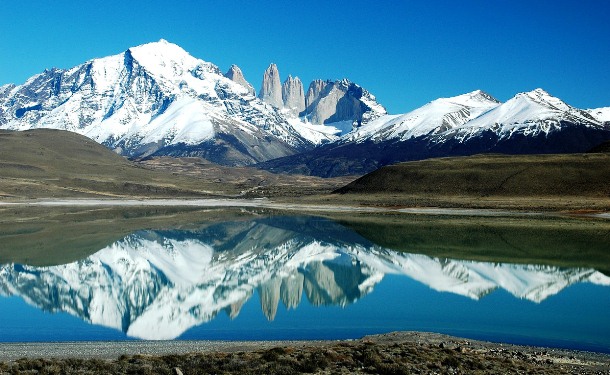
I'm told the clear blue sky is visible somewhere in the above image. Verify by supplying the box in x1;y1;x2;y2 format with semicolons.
1;0;609;114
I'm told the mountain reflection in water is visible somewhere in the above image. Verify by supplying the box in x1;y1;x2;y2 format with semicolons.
0;216;608;340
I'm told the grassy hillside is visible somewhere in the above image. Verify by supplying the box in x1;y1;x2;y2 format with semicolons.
0;129;233;198
331;153;610;210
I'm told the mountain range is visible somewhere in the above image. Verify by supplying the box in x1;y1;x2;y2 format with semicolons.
0;216;608;340
260;89;610;176
1;40;609;176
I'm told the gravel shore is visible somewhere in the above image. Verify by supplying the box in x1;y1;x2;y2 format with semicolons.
0;339;329;361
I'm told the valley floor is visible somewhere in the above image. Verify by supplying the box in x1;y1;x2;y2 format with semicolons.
0;332;608;374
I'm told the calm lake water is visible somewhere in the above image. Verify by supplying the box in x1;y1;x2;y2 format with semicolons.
0;209;609;353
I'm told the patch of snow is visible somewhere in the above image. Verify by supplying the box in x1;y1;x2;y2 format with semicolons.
140;97;215;145
587;107;610;123
286;117;340;145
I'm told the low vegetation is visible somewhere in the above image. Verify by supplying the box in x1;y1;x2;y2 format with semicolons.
1;333;608;374
0;129;352;200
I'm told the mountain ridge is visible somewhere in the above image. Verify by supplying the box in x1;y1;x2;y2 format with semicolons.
0;40;374;165
1;40;609;176
259;88;610;176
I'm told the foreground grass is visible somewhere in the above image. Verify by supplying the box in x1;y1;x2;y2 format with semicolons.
1;333;608;375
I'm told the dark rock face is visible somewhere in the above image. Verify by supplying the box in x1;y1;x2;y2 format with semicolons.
588;140;610;153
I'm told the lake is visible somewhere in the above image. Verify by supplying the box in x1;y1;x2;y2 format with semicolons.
0;206;608;353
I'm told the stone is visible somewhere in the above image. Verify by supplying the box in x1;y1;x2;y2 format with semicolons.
282;75;305;115
224;64;255;96
305;79;329;109
258;63;283;108
303;79;386;126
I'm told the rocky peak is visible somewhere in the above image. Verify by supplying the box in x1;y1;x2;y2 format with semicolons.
282;75;305;115
224;64;255;96
303;79;386;126
460;90;500;104
258;63;283;108
305;79;330;109
516;88;569;110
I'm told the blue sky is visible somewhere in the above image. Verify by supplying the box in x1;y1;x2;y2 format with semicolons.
1;0;609;114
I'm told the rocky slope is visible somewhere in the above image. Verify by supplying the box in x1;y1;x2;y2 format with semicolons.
258;63;283;109
257;65;387;135
281;75;305;116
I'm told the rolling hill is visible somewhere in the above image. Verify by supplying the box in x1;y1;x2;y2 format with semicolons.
332;153;610;210
0;129;225;198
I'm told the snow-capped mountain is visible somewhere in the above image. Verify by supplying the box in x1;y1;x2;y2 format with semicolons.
439;88;601;143
259;88;610;176
257;64;387;137
342;90;500;143
588;107;610;123
0;40;390;162
0;216;607;340
0;40;358;165
1;40;608;173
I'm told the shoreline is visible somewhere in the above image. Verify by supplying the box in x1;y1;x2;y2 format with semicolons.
1;332;608;373
1;197;608;219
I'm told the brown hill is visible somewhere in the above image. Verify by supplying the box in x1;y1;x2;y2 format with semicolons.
0;129;225;198
333;154;610;209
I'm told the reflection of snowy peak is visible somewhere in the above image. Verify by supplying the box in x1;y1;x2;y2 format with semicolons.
361;252;609;302
0;217;608;340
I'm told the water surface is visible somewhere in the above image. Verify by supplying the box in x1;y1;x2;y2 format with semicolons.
0;210;608;353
